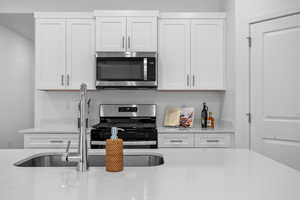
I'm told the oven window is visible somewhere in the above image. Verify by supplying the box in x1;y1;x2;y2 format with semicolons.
98;58;144;81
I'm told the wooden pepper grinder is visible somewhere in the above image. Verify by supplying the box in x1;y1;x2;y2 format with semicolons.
105;127;124;172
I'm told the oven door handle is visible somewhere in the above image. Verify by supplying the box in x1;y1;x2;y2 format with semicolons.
144;58;148;80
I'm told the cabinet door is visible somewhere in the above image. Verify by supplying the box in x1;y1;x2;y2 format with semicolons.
127;17;157;51
24;134;80;149
66;19;95;90
191;20;225;90
194;134;232;148
96;17;126;51
36;19;66;89
158;20;191;90
158;134;194;148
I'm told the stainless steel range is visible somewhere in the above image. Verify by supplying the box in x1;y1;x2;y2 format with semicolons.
90;104;158;149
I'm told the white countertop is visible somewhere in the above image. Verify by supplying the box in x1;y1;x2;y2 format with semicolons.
1;148;299;200
20;126;234;134
19;128;90;134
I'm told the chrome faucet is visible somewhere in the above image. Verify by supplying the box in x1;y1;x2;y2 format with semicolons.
63;83;89;172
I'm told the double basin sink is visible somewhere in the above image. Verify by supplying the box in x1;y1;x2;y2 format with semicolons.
14;152;164;167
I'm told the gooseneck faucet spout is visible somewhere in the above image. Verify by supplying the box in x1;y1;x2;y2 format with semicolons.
63;83;89;172
78;83;88;171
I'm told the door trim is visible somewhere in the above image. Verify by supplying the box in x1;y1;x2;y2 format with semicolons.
250;6;300;24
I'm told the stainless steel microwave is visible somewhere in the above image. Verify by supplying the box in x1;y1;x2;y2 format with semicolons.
96;52;157;89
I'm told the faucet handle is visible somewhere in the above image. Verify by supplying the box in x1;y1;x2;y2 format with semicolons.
62;140;71;162
65;140;71;153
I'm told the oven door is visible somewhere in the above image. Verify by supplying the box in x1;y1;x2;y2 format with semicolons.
96;53;157;88
90;128;158;149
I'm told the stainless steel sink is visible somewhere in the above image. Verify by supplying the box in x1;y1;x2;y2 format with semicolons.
14;152;164;167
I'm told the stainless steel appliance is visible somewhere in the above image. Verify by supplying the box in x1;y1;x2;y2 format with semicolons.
91;104;158;149
96;52;157;88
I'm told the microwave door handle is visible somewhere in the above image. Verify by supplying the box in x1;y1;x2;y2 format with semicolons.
143;58;147;80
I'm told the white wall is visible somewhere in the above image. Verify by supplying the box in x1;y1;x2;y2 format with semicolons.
221;0;235;127
0;24;34;148
230;0;300;148
0;0;225;12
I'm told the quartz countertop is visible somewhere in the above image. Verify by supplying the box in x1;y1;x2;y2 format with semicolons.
1;148;300;200
18;128;91;134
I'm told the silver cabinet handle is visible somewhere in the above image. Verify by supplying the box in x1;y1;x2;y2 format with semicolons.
206;140;220;143
193;75;195;87
122;36;125;49
66;74;70;86
50;140;64;143
61;75;64;86
187;74;190;87
170;139;183;143
128;36;130;49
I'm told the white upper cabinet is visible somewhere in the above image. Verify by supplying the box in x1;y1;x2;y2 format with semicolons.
95;11;159;52
35;13;95;90
158;13;226;90
66;19;95;90
127;17;157;52
158;20;190;90
95;17;126;52
191;20;225;90
36;19;66;90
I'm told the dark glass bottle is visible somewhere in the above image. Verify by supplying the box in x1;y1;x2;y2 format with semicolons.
201;103;208;128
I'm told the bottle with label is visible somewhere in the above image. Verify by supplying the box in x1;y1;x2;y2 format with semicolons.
201;103;208;128
207;112;215;129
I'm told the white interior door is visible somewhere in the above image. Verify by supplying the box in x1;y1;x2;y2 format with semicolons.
251;13;300;170
36;19;66;89
191;20;225;90
66;19;95;90
158;20;190;90
95;17;126;51
127;17;157;52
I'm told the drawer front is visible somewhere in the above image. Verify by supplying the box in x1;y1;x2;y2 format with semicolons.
195;134;232;148
159;134;194;148
24;134;85;149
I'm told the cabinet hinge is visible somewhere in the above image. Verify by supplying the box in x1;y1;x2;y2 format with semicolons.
246;112;252;123
247;37;252;48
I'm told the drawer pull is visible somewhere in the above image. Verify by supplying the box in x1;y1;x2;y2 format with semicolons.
206;140;219;143
49;140;64;143
170;139;183;143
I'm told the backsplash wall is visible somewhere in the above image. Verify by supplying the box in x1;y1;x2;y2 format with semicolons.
35;90;226;129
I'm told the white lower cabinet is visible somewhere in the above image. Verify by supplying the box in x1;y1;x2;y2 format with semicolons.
158;134;194;148
24;134;86;149
159;133;233;148
194;134;232;148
